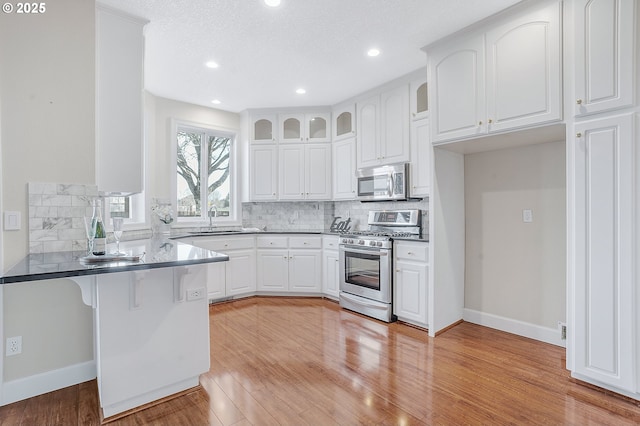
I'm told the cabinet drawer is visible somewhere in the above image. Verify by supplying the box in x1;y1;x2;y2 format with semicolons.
257;235;289;249
322;235;340;250
289;235;322;249
395;242;429;262
192;236;255;251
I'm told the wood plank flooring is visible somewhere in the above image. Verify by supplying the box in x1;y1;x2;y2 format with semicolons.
1;297;640;425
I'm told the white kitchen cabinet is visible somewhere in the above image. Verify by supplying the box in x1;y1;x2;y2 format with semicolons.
256;235;322;293
332;137;357;200
95;6;146;195
428;0;561;144
322;235;340;299
410;77;428;121
356;85;410;168
190;236;257;300
279;144;331;200
570;113;636;393
573;0;635;117
394;241;429;327
410;118;430;198
280;113;330;143
332;103;356;141
251;113;277;142
250;144;278;201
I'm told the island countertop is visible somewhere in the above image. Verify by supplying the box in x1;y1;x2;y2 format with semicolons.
0;238;229;284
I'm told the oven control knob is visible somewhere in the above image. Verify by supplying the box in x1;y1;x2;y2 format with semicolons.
358;240;364;245
369;241;375;246
376;241;383;247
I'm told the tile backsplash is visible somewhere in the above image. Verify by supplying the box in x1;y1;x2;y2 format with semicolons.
28;182;430;254
28;183;98;254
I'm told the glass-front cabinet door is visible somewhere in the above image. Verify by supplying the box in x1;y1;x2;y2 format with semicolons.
410;78;428;121
306;113;330;142
332;103;356;141
280;113;303;143
251;114;277;142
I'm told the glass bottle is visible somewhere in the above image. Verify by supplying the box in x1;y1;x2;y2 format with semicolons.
93;199;106;255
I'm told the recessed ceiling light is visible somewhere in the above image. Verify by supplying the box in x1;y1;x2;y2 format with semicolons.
264;0;281;7
367;48;381;57
211;99;221;104
205;61;219;69
296;88;306;94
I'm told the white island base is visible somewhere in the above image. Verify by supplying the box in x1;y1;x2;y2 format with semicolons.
72;264;211;420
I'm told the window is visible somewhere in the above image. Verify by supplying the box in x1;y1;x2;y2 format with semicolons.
175;123;238;225
109;196;130;218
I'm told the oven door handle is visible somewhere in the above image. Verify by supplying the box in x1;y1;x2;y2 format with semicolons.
341;247;389;256
340;292;389;310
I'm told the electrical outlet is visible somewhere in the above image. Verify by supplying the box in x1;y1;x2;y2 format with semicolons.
187;288;206;301
522;209;533;223
6;336;22;356
558;321;567;340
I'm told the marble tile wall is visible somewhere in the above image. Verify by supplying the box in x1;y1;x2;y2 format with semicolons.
242;198;429;236
241;202;334;231
28;183;98;254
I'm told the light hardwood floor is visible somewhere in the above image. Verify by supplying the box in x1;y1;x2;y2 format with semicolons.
1;297;639;425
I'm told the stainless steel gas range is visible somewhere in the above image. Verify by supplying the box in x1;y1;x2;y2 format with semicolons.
339;209;421;322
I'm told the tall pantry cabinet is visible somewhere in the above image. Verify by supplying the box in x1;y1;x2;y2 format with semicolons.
568;0;640;399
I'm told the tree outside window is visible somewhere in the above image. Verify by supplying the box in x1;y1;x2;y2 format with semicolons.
176;127;232;221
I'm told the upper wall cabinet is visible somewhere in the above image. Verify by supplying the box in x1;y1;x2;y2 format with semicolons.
356;85;410;168
96;6;147;195
279;113;331;143
251;113;277;142
574;0;635;117
332;103;356;141
428;1;562;144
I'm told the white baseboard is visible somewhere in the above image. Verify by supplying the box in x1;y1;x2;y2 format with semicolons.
463;308;566;347
2;361;96;406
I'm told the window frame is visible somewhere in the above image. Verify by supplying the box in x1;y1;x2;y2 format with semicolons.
171;119;241;228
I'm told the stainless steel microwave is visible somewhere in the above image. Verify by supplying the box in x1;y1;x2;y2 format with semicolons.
356;163;410;201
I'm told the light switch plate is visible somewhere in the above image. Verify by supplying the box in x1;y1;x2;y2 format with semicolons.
4;211;21;230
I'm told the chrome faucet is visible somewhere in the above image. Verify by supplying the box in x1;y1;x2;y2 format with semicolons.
208;205;218;229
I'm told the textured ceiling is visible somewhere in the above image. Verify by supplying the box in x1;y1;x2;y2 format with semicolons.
99;0;521;113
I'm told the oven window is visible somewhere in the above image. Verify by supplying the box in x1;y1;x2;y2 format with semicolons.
344;250;380;290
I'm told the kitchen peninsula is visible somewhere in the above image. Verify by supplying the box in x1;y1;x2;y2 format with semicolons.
0;238;229;420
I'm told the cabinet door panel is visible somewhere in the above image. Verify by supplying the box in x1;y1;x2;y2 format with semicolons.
430;36;485;143
333;138;357;200
250;145;277;200
226;250;257;296
357;95;380;167
322;250;340;298
394;261;428;325
305;144;332;200
486;1;561;131
380;85;410;163
574;0;634;116
278;145;304;200
256;250;289;291
410;119;430;197
573;114;635;391
289;250;321;292
206;262;226;300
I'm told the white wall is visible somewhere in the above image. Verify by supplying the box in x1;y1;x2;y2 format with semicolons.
0;0;95;386
464;141;566;330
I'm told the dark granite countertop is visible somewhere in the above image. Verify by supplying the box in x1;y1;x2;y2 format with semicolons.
175;230;429;242
0;238;229;284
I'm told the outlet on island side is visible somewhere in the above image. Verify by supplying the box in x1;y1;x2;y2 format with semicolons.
187;288;206;301
6;336;22;356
